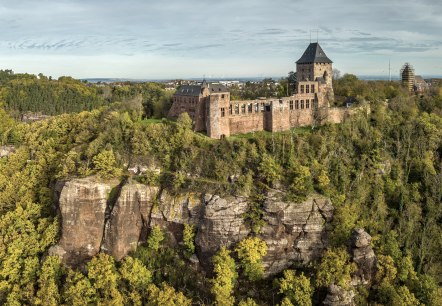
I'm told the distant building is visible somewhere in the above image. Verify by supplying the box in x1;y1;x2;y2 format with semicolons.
401;63;415;92
169;43;352;139
414;76;429;93
400;63;429;94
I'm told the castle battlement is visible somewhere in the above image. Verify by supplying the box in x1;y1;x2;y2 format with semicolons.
168;43;340;138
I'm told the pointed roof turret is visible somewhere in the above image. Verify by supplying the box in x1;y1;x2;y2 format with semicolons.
296;42;332;64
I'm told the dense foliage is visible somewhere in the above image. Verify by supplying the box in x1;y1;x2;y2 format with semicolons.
0;70;173;120
0;75;441;305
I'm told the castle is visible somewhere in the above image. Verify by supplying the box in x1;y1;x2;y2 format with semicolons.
168;43;349;138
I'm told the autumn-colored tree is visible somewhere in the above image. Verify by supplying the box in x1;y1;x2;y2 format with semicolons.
211;247;237;306
316;247;356;289
235;237;267;281
278;270;313;306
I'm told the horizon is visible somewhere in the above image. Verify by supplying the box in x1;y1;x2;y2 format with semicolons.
0;0;441;79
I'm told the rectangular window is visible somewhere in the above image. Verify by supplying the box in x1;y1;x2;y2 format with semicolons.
241;104;246;114
221;108;225;117
306;85;310;94
295;100;299;109
306;100;310;109
229;105;233;115
261;103;265;112
221;94;225;98
254;103;259;113
248;103;253;113
300;85;304;94
289;100;293;110
311;85;315;93
301;100;304;109
235;104;239;114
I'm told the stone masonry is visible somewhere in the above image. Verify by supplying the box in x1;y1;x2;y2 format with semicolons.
169;42;349;139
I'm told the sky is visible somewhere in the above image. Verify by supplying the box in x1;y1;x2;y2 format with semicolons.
0;0;441;79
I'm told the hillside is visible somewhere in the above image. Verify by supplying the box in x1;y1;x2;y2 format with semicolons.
0;74;441;305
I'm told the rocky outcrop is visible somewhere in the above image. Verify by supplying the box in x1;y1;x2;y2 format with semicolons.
261;191;334;275
0;145;16;158
101;183;159;260
53;179;335;276
196;194;250;266
149;191;203;244
321;228;377;306
350;228;376;286
50;178;116;266
323;284;355;306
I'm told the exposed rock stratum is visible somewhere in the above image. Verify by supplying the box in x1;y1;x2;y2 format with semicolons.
51;178;335;276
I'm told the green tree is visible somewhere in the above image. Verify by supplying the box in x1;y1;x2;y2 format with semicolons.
34;256;63;306
87;253;123;306
147;225;165;251
211;247;237;306
258;153;282;187
182;223;196;257
177;112;192;129
235;237;267;281
120;257;152;305
92;149;122;178
62;270;96;306
146;283;191;306
316;247;356;289
278;270;313;306
287;162;313;201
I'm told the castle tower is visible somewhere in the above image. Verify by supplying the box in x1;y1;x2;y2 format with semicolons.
296;42;334;103
400;63;415;92
296;43;332;83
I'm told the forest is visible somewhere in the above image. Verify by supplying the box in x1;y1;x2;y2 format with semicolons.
0;72;441;305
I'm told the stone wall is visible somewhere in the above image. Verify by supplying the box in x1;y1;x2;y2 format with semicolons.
193;97;208;132
206;93;231;138
228;112;266;135
269;100;291;132
167;95;201;119
327;104;370;124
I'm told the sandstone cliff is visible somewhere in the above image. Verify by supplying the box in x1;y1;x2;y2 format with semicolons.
322;228;377;306
51;178;336;276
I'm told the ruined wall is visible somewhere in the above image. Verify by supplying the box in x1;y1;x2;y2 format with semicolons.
167;95;201;119
193;97;207;132
328;107;349;124
289;108;314;127
229;112;266;135
269;100;290;132
206;93;230;138
327;104;370;124
314;63;333;86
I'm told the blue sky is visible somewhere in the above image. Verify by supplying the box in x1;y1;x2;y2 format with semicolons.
0;0;441;79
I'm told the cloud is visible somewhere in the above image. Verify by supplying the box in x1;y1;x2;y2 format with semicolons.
0;0;440;77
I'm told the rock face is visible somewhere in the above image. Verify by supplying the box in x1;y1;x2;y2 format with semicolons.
323;284;355;306
196;194;250;266
53;179;335;276
350;228;376;286
101;184;159;260
51;178;114;266
0;145;16;158
261;191;334;275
